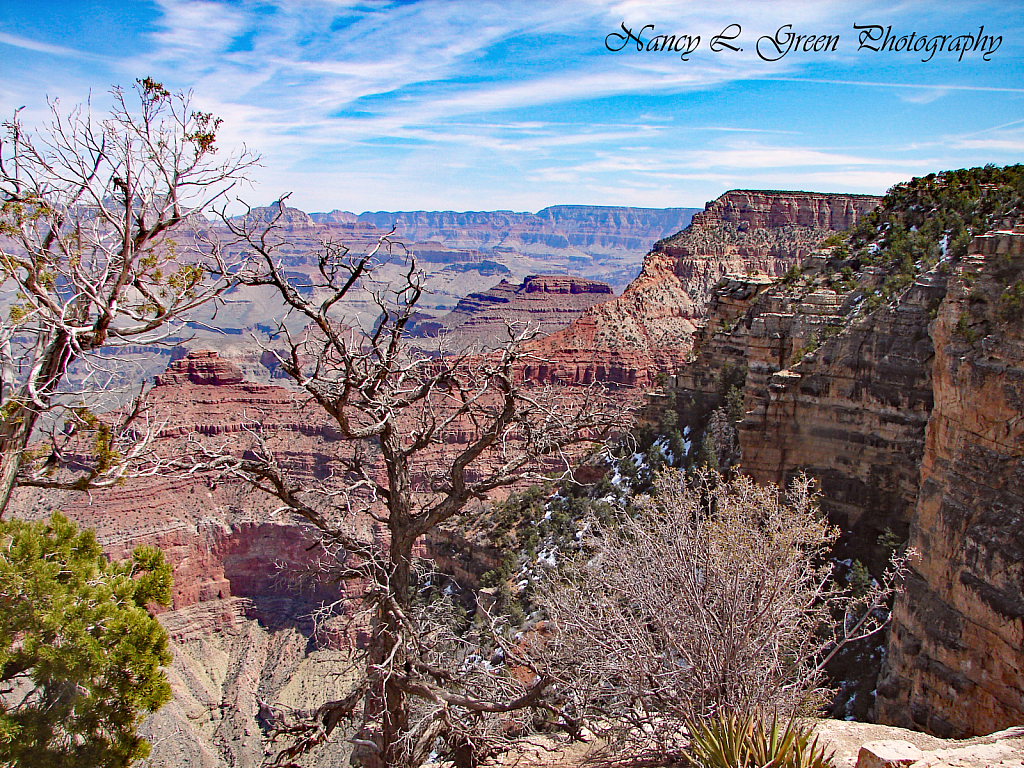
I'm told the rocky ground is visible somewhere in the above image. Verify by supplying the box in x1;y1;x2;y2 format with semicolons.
424;721;1024;768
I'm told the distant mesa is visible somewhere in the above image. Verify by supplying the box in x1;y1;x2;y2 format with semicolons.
156;349;246;387
409;274;615;347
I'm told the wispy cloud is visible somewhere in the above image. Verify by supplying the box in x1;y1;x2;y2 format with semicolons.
756;77;1024;95
1;0;1021;211
0;31;106;61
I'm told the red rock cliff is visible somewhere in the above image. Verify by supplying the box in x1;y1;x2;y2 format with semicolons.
523;190;880;387
670;225;1024;735
413;274;614;348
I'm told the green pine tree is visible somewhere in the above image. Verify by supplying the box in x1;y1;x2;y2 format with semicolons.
0;514;172;768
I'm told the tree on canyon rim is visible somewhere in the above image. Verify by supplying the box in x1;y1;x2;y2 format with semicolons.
0;513;173;768
0;78;258;517
185;204;629;768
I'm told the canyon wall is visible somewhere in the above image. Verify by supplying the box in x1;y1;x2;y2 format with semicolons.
876;230;1024;737
172;203;700;370
523;190;880;388
10;351;361;768
316;205;699;256
669;255;942;566
671;227;1024;734
9;347;595;764
411;274;614;348
737;270;945;559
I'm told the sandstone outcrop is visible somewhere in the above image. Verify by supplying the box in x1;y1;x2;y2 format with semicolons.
683;189;880;232
668;219;1024;734
9;351;359;767
876;229;1024;737
156;348;246;386
824;724;1024;768
523;191;880;388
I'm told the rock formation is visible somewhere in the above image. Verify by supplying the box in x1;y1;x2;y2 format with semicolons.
668;217;1024;734
169;203;699;381
9;351;358;767
876;229;1024;737
412;274;614;348
737;267;945;559
314;205;698;261
230;202;698;296
8;346;620;764
8;172;1021;758
522;190;881;388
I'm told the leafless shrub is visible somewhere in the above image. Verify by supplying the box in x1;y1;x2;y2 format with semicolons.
540;468;914;762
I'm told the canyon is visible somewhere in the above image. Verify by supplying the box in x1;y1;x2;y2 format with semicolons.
311;205;698;269
103;203;697;387
877;230;1024;737
6;180;1023;764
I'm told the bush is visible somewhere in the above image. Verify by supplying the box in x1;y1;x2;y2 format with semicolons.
0;514;172;768
540;470;913;759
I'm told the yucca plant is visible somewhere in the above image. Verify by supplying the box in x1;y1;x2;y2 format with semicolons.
685;711;835;768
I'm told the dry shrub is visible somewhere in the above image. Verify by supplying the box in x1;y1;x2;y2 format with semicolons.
540;469;911;760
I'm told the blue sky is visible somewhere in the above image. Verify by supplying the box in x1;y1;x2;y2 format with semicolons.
1;1;1022;213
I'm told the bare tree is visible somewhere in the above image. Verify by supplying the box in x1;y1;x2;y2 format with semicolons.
184;208;628;768
539;469;915;762
0;78;257;516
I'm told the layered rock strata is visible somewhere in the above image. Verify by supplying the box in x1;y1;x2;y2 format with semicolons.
412;274;614;348
523;191;880;388
314;205;699;258
11;347;623;763
671;227;1024;734
10;352;360;767
671;257;944;561
876;230;1024;736
174;203;699;373
738;270;945;556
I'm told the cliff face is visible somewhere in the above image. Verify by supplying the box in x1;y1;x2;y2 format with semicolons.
9;351;360;767
523;191;880;388
670;221;1024;734
683;189;880;232
670;252;943;563
738;271;945;555
321;205;699;256
876;230;1024;737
